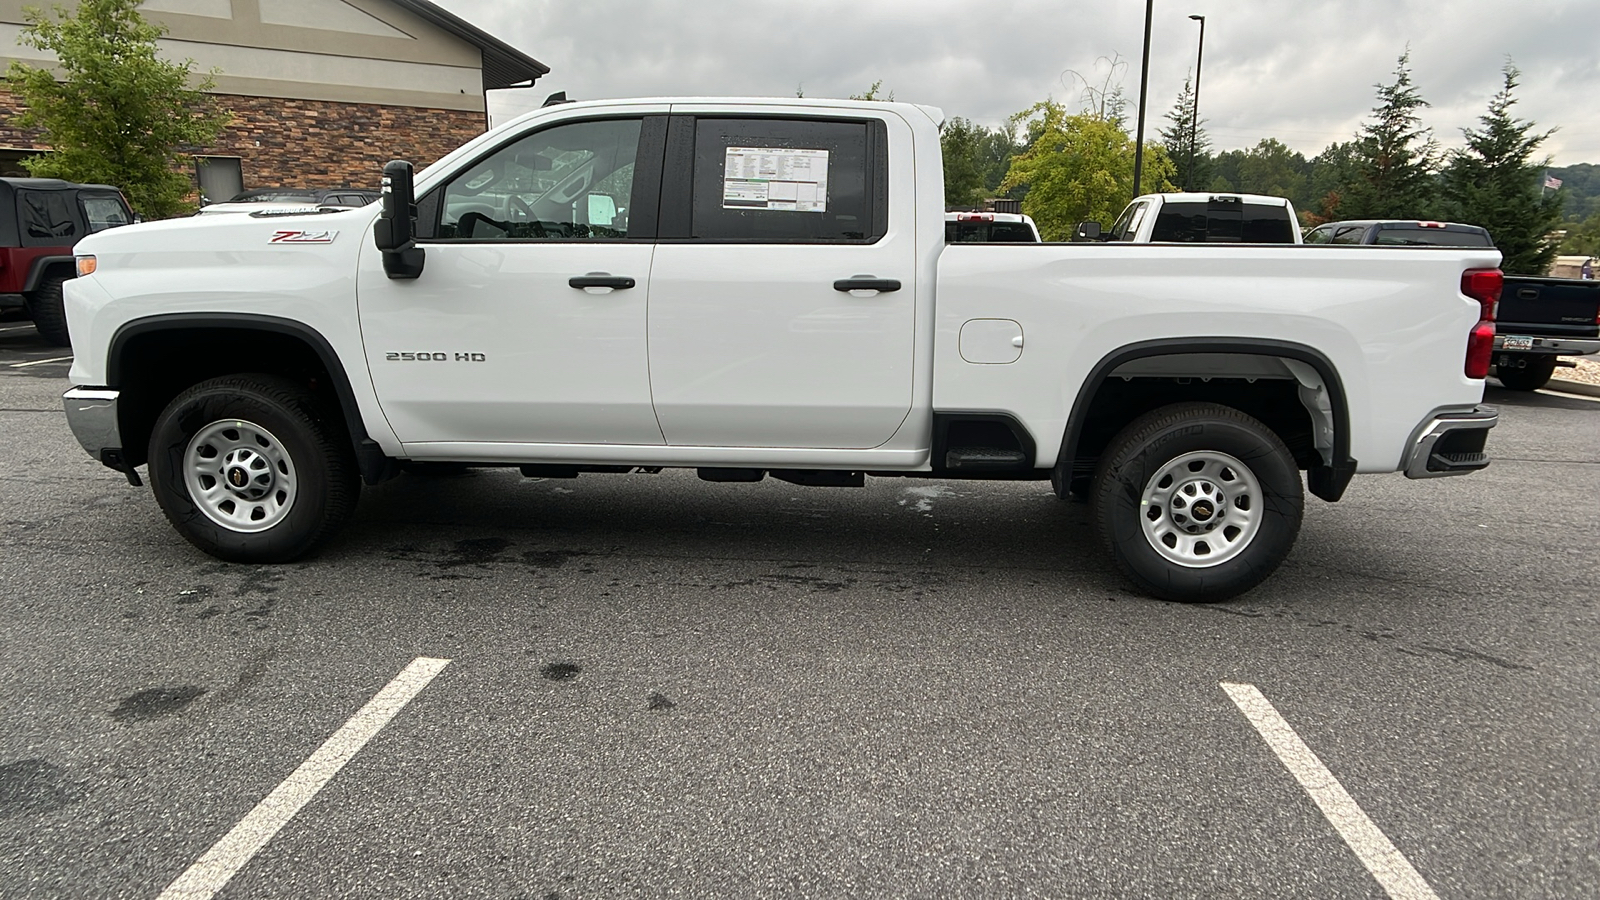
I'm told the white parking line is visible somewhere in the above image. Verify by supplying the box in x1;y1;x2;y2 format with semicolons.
8;355;72;368
1221;682;1440;900
154;656;452;900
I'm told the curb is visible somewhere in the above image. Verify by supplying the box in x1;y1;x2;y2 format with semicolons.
1546;378;1600;398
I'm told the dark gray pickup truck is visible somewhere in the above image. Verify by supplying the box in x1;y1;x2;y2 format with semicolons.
1306;219;1600;391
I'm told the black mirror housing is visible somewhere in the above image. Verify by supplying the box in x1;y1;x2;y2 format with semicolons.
1074;221;1104;242
376;159;424;279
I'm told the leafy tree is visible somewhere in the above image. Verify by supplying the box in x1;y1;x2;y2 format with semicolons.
1158;74;1211;191
1337;51;1439;220
849;80;893;101
1548;163;1600;221
1440;62;1563;275
1306;141;1360;222
1559;212;1600;257
6;0;230;218
1236;139;1311;207
940;117;987;208
1001;100;1175;240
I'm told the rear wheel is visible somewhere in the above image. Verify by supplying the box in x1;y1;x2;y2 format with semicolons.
1494;353;1556;391
148;374;358;562
1091;402;1303;602
23;273;71;347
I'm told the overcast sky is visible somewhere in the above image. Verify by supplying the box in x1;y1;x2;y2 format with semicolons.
433;0;1599;167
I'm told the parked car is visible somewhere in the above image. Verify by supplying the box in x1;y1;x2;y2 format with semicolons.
64;97;1501;603
1080;193;1301;244
1305;219;1600;390
944;211;1041;242
0;177;134;345
197;187;379;216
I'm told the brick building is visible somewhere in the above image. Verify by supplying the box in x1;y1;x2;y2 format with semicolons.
0;0;546;201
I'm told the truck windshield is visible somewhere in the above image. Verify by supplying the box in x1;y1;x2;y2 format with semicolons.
1373;228;1493;247
945;222;1037;242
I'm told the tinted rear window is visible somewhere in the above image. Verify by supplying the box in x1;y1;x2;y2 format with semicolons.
1373;227;1493;247
945;222;1036;243
1150;201;1294;243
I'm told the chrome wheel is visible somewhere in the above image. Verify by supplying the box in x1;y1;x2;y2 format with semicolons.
1139;450;1262;567
183;419;298;533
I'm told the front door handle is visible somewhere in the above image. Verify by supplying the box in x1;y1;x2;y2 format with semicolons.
569;273;636;290
833;277;902;293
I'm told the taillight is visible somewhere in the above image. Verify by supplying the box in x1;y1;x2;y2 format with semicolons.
956;212;994;222
1461;268;1501;378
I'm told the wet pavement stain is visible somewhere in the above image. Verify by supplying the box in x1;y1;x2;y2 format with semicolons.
111;685;206;723
647;692;675;711
236;569;284;597
522;549;591;569
540;662;581;682
0;759;82;818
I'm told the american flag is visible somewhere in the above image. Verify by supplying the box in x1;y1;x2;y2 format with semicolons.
1544;174;1563;190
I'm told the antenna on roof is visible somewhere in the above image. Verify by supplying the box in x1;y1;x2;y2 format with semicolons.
542;91;571;107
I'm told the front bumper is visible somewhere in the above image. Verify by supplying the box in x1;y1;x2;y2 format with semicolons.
62;387;140;485
1402;405;1498;479
1493;334;1600;357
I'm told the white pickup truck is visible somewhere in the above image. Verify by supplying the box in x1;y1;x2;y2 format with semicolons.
61;97;1503;602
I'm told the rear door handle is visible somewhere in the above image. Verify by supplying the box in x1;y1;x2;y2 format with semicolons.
569;273;636;290
833;277;902;293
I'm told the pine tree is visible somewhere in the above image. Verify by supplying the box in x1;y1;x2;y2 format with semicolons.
1158;75;1210;191
1338;51;1438;220
1440;62;1563;275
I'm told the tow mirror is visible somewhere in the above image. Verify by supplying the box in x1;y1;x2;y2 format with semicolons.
1074;221;1103;242
375;159;425;279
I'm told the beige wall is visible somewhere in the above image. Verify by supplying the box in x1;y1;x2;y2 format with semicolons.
0;0;489;111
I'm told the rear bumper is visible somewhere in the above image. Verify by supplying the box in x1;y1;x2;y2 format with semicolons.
1402;405;1498;479
62;387;140;484
1493;334;1600;356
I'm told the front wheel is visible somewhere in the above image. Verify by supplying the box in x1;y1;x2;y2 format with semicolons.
148;375;359;562
1493;353;1556;392
1091;403;1303;602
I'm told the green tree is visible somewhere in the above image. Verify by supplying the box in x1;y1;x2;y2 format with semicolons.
1235;138;1311;208
1337;51;1439;220
940;117;987;208
1158;74;1210;191
1559;212;1600;257
1439;62;1564;275
1001;100;1175;240
978;122;1023;198
1306;140;1359;222
849;80;893;101
7;0;230;218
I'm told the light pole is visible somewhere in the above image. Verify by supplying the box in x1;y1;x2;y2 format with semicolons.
1187;14;1206;192
1132;0;1154;199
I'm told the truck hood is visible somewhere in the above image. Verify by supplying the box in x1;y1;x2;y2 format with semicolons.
74;204;378;258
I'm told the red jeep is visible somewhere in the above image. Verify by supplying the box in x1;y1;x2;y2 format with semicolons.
0;178;134;346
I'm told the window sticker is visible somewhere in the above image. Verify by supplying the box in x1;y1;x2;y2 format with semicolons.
722;147;828;212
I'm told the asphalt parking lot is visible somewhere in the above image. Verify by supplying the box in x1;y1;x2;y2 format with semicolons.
2;312;1597;899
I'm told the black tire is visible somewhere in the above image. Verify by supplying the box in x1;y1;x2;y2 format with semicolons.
148;374;359;563
23;274;71;347
1091;402;1303;603
1494;353;1556;392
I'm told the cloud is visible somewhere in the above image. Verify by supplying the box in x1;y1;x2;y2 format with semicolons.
437;0;1599;164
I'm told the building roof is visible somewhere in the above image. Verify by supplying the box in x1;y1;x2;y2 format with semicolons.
391;0;550;90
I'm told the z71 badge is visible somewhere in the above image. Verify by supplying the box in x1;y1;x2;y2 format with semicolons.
269;230;339;244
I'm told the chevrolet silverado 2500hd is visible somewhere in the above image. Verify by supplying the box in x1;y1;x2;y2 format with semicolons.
61;98;1502;602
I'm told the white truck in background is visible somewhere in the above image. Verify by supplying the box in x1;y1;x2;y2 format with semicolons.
62;97;1501;602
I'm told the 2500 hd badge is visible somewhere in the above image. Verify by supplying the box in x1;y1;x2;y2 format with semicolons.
385;351;488;362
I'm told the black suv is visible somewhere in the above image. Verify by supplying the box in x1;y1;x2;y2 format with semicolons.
0;178;134;345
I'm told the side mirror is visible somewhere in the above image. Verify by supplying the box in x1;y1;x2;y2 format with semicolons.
1074;221;1104;242
375;159;425;279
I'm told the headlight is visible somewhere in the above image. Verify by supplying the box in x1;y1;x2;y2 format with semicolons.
76;255;97;276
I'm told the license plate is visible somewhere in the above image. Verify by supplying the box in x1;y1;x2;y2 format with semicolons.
1499;335;1534;351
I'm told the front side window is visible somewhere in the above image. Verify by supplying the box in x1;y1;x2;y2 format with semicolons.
1304;226;1333;244
1331;226;1367;244
81;195;131;232
1108;201;1148;241
689;117;877;242
438;117;642;240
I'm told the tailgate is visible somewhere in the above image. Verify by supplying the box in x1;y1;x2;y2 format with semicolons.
1498;277;1600;336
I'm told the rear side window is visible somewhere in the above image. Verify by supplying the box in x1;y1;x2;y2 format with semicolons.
19;190;77;244
81;195;132;232
688;118;880;242
1373;227;1493;247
